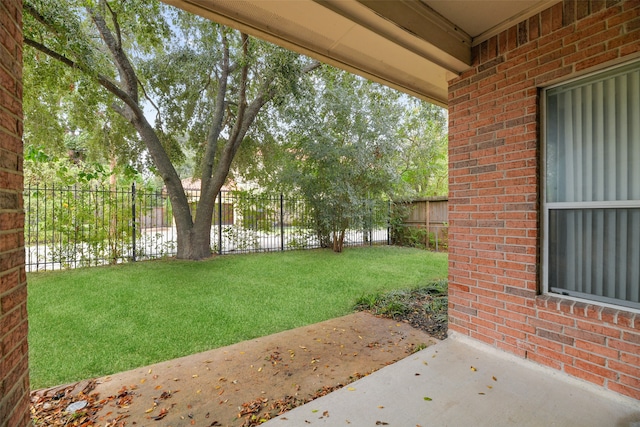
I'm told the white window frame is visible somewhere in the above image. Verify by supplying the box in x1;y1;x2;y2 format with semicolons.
541;59;640;313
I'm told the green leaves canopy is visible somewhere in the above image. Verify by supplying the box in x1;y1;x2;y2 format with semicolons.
23;0;319;259
272;69;403;251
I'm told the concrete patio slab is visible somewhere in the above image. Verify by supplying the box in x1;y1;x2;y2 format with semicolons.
264;332;640;427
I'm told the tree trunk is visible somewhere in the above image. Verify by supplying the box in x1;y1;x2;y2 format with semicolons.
332;229;345;253
131;117;202;260
176;227;212;260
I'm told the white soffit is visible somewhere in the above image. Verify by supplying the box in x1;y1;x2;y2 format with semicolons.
163;0;560;106
424;0;561;45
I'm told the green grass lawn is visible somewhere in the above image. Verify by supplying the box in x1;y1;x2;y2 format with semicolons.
27;246;447;389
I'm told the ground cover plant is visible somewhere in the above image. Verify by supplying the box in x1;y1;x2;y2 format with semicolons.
354;279;449;339
28;246;447;389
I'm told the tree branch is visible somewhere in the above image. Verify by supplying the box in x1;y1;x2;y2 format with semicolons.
229;57;322;158
227;33;249;147
303;60;322;74
104;1;122;50
23;2;62;37
137;76;162;126
88;2;138;103
198;30;231;201
24;37;145;123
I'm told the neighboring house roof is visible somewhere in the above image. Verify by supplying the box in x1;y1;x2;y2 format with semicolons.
181;177;204;191
179;178;260;201
179;178;234;201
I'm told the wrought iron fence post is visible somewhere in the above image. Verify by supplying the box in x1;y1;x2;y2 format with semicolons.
369;204;373;246
218;191;223;255
131;182;136;262
280;193;285;251
387;200;391;246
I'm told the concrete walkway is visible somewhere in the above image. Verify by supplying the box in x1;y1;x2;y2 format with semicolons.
264;332;640;427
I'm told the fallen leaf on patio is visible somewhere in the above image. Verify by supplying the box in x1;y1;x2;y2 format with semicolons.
376;421;389;425
192;374;198;378
145;407;155;413
470;366;477;371
148;369;152;374
487;385;493;389
378;406;384;409
151;408;168;420
312;409;318;413
347;387;356;391
492;376;497;381
140;379;146;384
423;397;432;401
154;385;162;390
323;410;329;417
478;392;485;395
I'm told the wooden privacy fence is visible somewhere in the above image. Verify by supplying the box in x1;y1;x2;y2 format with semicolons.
395;196;448;250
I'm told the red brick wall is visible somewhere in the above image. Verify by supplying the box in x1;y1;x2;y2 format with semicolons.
448;0;640;400
0;0;29;425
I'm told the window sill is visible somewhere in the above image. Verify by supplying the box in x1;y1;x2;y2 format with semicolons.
536;293;640;327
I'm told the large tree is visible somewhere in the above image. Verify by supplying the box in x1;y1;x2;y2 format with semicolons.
393;100;448;198
235;67;449;252
270;68;403;252
23;0;319;259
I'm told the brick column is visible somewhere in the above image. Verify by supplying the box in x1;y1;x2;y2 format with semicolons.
0;0;30;425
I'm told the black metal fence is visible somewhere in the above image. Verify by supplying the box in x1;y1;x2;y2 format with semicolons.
24;184;391;271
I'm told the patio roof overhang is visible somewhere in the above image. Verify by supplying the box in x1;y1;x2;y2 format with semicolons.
162;0;559;107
